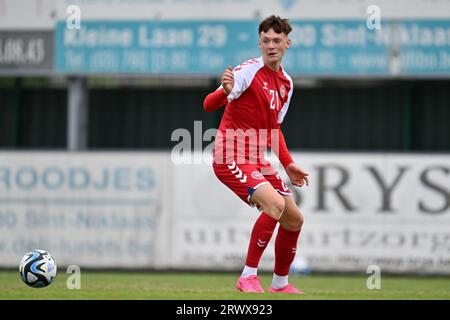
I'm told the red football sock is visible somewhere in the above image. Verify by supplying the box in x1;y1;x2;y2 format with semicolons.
245;212;278;268
274;226;301;276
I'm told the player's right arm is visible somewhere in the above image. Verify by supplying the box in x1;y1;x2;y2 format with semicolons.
203;66;234;112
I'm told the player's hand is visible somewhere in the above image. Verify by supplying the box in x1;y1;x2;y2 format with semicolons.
286;163;309;187
221;65;234;95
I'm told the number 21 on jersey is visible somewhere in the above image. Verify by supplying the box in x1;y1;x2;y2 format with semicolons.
269;89;280;110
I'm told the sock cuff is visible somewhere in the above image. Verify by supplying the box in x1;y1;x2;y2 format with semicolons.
260;211;279;226
278;225;301;239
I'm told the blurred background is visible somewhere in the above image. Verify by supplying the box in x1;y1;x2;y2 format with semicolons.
0;0;449;276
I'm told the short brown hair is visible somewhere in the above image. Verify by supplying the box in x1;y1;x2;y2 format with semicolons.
258;15;292;35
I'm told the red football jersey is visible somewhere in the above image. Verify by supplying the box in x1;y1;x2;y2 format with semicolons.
214;57;293;165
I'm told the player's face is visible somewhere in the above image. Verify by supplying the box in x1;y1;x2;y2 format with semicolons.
259;29;291;66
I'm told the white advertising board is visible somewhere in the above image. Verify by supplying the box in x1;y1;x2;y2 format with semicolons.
0;0;56;30
2;0;449;30
51;0;450;20
171;152;450;274
0;152;171;268
1;151;448;274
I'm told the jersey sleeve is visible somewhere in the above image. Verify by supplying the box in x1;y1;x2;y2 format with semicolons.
227;59;264;102
203;88;228;112
274;126;294;168
278;129;294;168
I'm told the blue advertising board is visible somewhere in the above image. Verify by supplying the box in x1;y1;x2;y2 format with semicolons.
55;20;450;76
399;20;450;75
56;20;260;75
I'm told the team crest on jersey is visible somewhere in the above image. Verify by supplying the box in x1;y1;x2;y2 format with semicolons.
251;170;265;180
280;85;286;98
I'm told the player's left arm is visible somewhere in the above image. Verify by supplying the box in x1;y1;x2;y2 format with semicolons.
275;125;309;187
274;73;309;187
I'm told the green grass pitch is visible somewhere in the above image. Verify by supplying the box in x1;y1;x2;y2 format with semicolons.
1;271;450;300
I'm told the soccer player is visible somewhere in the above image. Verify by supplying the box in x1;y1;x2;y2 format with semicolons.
203;15;309;294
